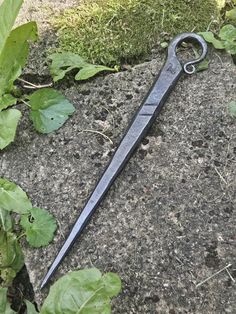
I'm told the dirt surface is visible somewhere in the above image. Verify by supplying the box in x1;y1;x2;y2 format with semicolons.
1;1;236;313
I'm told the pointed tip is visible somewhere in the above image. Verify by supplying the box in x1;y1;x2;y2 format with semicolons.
39;216;83;290
40;253;62;290
40;266;55;290
40;276;49;290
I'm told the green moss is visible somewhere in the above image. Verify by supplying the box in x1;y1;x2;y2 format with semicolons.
53;0;224;66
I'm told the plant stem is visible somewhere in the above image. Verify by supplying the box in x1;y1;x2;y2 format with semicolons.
17;78;53;89
17;232;26;241
20;99;31;107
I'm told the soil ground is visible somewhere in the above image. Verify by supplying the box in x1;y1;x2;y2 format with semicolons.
1;1;236;313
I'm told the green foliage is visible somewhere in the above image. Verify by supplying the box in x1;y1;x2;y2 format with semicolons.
0;177;57;286
0;22;38;97
53;0;223;66
0;0;37;99
219;24;236;54
0;94;17;111
28;88;75;133
0;109;22;149
40;268;121;314
228;101;236;117
0;230;24;286
0;287;17;314
49;52;116;82
0;0;39;150
0;178;32;214
20;207;57;247
49;52;86;81
0;208;12;232
199;1;236;60
25;300;39;314
0;1;122;312
75;64;115;81
21;269;122;314
226;7;236;21
196;59;210;72
199;24;236;55
0;0;23;53
198;31;225;49
0;0;77;150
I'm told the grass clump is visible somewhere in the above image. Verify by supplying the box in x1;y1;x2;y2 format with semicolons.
53;0;225;66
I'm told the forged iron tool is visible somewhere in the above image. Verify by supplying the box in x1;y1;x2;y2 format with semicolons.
41;33;207;288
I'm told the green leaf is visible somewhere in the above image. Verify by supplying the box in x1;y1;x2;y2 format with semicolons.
226;8;236;21
219;25;236;55
75;64;115;81
0;178;32;214
224;40;236;55
228;101;236;118
40;268;121;314
0;287;17;314
29;88;75;133
0;230;24;286
0;22;38;95
219;24;236;41
198;32;224;49
0;0;23;55
20;207;57;247
0;94;17;111
102;272;122;297
0;208;12;231
25;300;39;314
0;109;21;149
49;52;115;82
49;52;87;82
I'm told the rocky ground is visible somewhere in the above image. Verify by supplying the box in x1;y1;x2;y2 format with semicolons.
1;1;236;313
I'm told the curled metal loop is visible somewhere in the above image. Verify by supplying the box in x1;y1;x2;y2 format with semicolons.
168;32;208;75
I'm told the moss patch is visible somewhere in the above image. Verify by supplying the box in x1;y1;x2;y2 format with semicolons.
53;0;225;66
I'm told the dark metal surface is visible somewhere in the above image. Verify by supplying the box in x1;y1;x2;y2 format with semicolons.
41;33;207;289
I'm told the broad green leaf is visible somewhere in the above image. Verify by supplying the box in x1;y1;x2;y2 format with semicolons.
49;52;86;82
0;22;38;95
29;88;75;133
0;230;24;286
0;287;17;314
20;207;57;247
101;273;121;297
224;40;236;55
219;25;236;55
75;64;115;81
40;268;122;314
226;8;236;21
0;177;32;214
49;51;115;82
0;208;12;231
0;0;23;54
25;300;39;314
219;24;236;41
228;101;236;118
0;94;17;111
0;109;21;150
198;32;224;49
